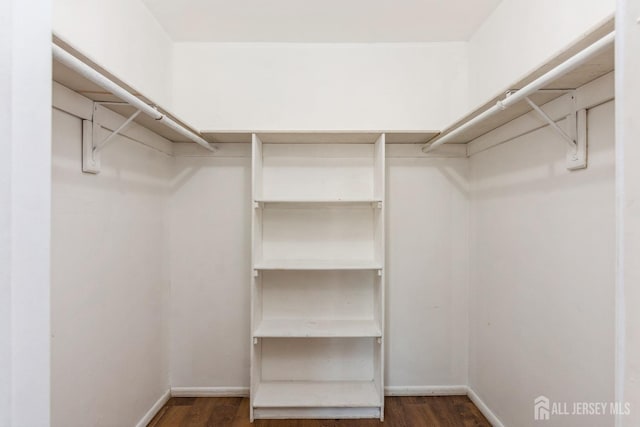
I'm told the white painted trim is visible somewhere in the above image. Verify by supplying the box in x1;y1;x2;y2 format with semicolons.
614;2;637;426
384;385;467;396
164;385;505;426
84;384;508;426
170;387;250;397
5;1;52;424
52;81;93;120
172;141;467;158
172;142;251;158
52;81;174;156
386;143;466;158
467;387;506;427
168;385;470;398
135;389;170;427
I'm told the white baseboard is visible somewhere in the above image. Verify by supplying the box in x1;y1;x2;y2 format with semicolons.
467;387;505;427
170;386;250;397
135;389;171;427
169;385;468;398
163;384;504;427
385;385;467;396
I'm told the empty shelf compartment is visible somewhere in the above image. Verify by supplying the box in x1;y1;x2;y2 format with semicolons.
253;381;380;408
254;319;381;338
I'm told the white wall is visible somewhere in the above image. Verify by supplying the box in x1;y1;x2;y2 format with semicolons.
168;146;470;390
53;0;174;108
386;153;469;388
51;106;171;427
468;0;615;108
0;1;51;426
616;1;640;425
168;152;252;389
469;97;615;426
47;5;624;424
171;43;469;132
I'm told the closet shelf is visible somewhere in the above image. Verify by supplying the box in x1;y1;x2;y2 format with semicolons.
425;19;614;148
254;260;383;271
202;131;438;144
253;381;380;408
52;39;438;148
255;198;382;206
52;37;208;146
254;319;382;338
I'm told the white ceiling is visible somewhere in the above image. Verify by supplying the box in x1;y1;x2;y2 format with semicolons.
142;0;502;43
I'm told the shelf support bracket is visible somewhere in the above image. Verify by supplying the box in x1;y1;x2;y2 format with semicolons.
82;103;142;174
524;96;576;148
253;338;258;345
95;109;141;153
524;94;587;170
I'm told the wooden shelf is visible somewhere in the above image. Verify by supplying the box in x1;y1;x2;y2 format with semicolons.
436;18;614;144
253;381;380;408
254;319;381;338
52;38;201;144
254;260;382;271
256;198;382;206
201;130;438;144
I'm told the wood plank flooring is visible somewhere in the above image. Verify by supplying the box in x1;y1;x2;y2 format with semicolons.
148;396;491;427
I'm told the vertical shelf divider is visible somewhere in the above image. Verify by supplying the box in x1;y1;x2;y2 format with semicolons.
250;133;263;422
374;133;385;420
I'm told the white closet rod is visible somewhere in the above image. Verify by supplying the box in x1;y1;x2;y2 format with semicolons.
52;44;215;152
423;31;615;153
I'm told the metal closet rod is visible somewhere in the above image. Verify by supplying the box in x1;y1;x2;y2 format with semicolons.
52;43;215;152
423;31;616;153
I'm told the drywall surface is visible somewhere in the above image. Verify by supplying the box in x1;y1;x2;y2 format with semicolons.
616;0;640;425
142;0;501;43
51;108;171;427
168;153;252;389
386;155;469;388
469;100;615;426
168;148;470;390
171;43;468;131
468;0;614;108
53;0;174;108
1;1;52;426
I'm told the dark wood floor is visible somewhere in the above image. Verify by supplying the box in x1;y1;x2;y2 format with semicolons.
148;396;491;427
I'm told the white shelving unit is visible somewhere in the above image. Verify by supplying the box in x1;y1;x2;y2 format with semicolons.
251;133;385;421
